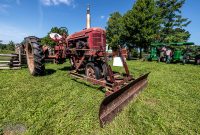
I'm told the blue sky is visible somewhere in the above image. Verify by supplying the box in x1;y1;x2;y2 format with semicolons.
0;0;199;45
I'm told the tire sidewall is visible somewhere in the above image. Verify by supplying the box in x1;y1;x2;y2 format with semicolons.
85;63;101;79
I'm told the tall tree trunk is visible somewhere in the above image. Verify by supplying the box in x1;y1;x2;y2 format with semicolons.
127;47;132;60
139;47;142;59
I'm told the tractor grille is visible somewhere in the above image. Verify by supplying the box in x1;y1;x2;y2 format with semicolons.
92;33;105;50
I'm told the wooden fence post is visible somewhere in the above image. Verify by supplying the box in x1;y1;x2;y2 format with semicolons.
19;47;22;66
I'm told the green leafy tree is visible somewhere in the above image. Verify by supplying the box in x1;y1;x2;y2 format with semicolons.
0;40;3;49
106;12;127;50
0;43;6;50
41;27;68;47
123;0;161;58
156;0;191;43
7;41;15;51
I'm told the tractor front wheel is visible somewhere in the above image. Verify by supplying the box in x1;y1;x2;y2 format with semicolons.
85;63;101;79
102;63;109;79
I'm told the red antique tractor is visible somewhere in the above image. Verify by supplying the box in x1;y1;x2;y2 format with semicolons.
23;6;149;127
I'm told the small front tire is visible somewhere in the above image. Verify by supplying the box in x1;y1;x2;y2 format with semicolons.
85;63;101;79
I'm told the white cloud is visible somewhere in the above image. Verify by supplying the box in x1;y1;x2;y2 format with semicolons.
41;0;74;6
100;15;105;19
0;23;28;43
0;0;20;13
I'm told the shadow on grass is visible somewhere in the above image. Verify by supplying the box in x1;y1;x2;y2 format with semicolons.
59;67;106;94
71;78;106;94
45;69;56;76
59;66;72;71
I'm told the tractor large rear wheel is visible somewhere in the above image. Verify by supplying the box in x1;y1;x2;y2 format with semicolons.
25;37;45;76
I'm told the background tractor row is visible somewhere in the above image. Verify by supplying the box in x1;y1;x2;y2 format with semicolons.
146;42;200;65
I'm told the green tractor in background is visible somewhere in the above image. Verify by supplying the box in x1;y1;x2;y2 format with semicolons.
194;46;200;65
169;42;193;64
146;43;167;62
147;42;200;65
146;42;200;65
169;42;200;64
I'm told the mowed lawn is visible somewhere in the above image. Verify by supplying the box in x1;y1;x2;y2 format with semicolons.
0;61;200;135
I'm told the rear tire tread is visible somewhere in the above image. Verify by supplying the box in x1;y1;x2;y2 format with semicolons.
25;37;45;76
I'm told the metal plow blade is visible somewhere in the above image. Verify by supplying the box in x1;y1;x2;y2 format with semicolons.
99;73;149;127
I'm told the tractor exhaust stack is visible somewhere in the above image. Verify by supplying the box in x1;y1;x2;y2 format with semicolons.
86;5;91;29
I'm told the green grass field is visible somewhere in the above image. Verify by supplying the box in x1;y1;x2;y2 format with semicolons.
0;61;200;135
0;50;14;54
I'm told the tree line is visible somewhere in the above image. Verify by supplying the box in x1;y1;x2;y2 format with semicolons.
106;0;191;58
1;0;191;57
0;41;15;51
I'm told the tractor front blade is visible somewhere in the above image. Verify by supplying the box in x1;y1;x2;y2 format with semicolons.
99;73;149;127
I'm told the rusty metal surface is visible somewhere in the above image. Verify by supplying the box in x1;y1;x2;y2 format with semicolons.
99;73;149;127
70;71;109;88
119;46;130;76
75;56;85;71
